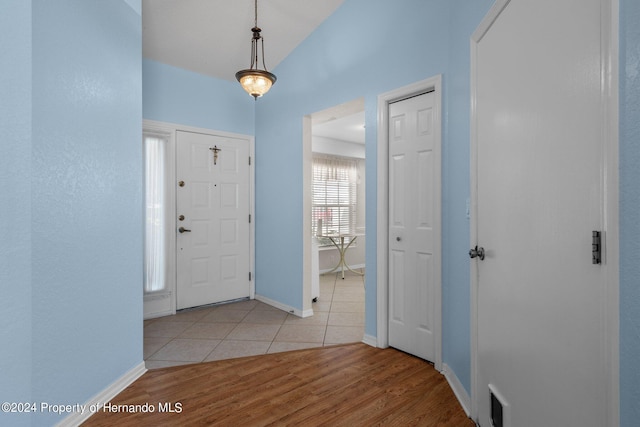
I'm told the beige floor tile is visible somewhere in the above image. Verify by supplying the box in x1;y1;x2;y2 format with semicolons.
332;289;365;302
204;340;270;362
147;338;221;362
143;287;368;364
200;309;249;323
328;311;365;326
330;301;365;313
226;323;282;341
324;325;364;345
312;300;332;312
336;279;364;288
144;318;158;327
274;324;326;343
284;311;329;326
252;301;286;312
241;309;288;324
318;289;333;301
214;299;258;311
156;308;213;323
267;342;323;354
143;337;172;359
319;273;337;283
178;322;236;340
144;321;193;338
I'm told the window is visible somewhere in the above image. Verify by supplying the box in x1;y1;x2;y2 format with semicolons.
312;155;357;246
143;132;169;293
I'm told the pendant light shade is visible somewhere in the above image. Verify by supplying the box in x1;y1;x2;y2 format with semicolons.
236;0;276;99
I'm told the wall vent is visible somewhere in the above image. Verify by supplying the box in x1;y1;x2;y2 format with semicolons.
488;384;510;427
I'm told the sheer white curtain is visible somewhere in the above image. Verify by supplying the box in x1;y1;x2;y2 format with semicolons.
312;155;358;239
144;134;168;293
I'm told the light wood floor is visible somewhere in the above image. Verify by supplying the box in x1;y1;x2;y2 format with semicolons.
83;343;473;426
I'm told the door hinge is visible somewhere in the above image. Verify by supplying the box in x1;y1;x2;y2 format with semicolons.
249;156;251;166
249;272;252;281
592;231;601;264
249;214;251;223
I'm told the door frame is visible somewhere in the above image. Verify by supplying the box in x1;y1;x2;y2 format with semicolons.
469;1;619;424
302;98;366;318
143;119;255;316
376;75;443;371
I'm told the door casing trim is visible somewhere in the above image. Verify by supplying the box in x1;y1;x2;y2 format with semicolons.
142;119;256;314
376;75;443;372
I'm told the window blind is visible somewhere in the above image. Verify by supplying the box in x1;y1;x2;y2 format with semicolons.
312;156;357;241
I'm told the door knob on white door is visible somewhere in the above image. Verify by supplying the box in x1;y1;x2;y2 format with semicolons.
469;245;485;260
178;227;191;233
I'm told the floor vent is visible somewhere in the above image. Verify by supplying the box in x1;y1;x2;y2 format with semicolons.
488;384;510;427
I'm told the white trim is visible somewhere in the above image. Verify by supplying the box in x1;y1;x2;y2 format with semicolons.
441;363;472;418
254;294;309;318
376;76;443;372
302;115;313;314
142;119;256;311
601;0;620;425
143;292;173;319
303;99;365;314
469;1;619;424
362;334;377;347
55;362;146;427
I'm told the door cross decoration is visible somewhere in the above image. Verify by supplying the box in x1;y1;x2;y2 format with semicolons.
209;145;222;165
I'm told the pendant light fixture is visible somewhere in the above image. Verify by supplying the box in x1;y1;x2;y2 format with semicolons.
235;0;277;99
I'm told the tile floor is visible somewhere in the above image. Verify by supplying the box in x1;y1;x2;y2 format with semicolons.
144;270;365;369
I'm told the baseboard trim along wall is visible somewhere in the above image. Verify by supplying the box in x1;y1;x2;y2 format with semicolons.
254;294;309;318
441;363;471;417
362;334;377;347
55;361;147;427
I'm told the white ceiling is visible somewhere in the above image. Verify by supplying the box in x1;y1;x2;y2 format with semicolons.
143;0;363;143
313;111;365;145
142;0;346;82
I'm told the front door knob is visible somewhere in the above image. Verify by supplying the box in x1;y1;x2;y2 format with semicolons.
178;227;191;233
469;245;485;260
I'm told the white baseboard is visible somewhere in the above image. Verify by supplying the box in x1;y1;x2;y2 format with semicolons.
441;363;471;417
254;294;303;317
55;361;147;427
143;292;173;320
362;334;377;347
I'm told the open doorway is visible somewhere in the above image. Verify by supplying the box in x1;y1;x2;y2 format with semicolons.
302;98;365;335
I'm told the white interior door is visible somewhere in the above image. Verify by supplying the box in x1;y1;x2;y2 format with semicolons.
388;91;440;362
473;1;609;426
176;130;251;310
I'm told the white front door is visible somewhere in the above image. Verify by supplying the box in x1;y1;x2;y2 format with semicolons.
473;0;609;425
176;130;251;310
388;91;440;362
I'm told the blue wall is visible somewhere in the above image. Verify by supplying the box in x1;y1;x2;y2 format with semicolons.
254;0;492;392
0;1;142;426
0;2;33;426
619;0;640;424
143;59;254;135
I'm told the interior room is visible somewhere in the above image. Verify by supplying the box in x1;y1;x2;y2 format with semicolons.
2;0;639;426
